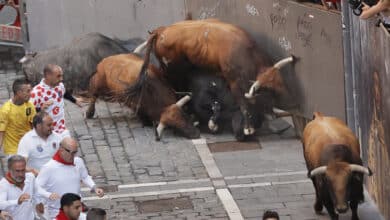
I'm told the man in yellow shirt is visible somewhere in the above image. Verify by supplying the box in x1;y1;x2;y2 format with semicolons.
0;79;36;155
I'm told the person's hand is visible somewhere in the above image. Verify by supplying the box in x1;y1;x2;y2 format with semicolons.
7;0;17;8
26;167;39;176
49;192;60;200
41;100;53;111
94;187;104;197
362;2;370;12
18;193;30;204
35;203;44;214
0;211;12;220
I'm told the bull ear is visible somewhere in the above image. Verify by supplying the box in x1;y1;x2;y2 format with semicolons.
310;166;327;177
349;164;373;176
176;95;191;108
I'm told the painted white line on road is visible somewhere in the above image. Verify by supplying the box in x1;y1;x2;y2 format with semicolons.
192;138;223;179
224;170;307;180
193;138;244;219
81;178;211;192
229;182;271;188
82;186;214;201
216;189;244;220
228;179;311;189
271;179;311;185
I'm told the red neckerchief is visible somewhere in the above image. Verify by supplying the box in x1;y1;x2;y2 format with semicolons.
53;150;74;166
5;172;24;189
55;209;70;220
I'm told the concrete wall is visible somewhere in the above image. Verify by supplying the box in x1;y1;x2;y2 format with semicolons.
349;14;390;219
25;0;186;51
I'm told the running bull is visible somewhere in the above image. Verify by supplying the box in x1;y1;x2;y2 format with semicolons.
302;112;372;220
20;32;129;95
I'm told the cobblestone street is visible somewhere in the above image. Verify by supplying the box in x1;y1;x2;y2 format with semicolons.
0;54;384;219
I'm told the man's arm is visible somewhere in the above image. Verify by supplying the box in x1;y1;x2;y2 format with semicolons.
77;158;104;197
0;132;4;150
64;92;82;107
0;183;18;209
35;168;54;199
361;0;390;19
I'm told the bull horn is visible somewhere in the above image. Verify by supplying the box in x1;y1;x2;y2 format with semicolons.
310;166;327;177
349;164;372;176
133;41;147;53
19;56;29;64
156;123;166;140
245;81;260;99
176;95;191;108
274;56;294;69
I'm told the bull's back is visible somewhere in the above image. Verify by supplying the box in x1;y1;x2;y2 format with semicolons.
155;20;256;69
92;54;144;93
302;113;360;167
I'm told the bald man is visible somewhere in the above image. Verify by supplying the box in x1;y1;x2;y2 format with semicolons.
36;137;104;219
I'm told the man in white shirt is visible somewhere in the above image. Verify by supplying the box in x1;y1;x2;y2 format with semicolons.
17;111;62;175
30;64;83;139
36;137;104;219
0;155;57;220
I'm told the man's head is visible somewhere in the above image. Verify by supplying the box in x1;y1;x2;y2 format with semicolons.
60;193;82;220
12;78;31;104
43;64;63;87
87;208;107;220
262;210;279;220
8;155;26;183
33;111;53;138
59;137;78;164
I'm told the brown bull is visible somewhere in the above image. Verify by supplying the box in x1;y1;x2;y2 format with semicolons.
134;19;294;136
302;112;372;220
87;53;200;140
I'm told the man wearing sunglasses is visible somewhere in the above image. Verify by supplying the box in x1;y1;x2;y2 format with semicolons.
36;137;104;219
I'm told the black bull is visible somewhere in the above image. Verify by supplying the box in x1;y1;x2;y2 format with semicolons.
173;69;278;141
21;32;143;94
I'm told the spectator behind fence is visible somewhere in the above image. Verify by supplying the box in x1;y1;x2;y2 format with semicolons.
30;64;83;139
87;208;107;220
0;155;51;220
361;0;390;19
263;210;280;220
36;137;104;219
55;193;82;220
0;79;36;155
17;111;62;176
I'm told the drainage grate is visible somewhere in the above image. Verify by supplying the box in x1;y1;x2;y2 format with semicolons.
208;141;261;153
137;197;193;213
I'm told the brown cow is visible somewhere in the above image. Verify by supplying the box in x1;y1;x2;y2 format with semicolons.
302;112;372;220
133;19;294;137
87;53;200;140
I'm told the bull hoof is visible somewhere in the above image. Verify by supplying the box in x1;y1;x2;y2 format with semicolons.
85;110;95;119
314;201;323;214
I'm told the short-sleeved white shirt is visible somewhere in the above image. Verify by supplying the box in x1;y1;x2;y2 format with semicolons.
17;129;62;170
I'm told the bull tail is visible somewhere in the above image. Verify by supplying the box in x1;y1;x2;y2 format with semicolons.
121;33;157;106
